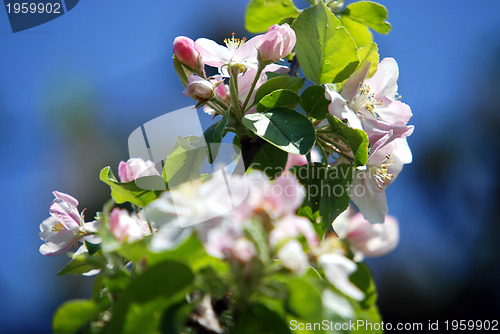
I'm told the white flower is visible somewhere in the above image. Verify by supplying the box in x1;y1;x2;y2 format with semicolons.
39;191;98;256
318;253;364;301
277;240;308;274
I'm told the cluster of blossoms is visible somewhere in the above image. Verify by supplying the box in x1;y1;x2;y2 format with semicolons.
39;1;413;330
322;59;414;224
174;23;295;114
40;158;398;302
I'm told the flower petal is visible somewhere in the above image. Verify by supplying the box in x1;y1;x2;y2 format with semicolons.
194;38;232;68
365;57;399;98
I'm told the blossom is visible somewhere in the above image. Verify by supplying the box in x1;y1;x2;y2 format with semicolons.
318;253;364;301
325;58;413;148
183;75;216;101
39;192;97;256
173;36;200;69
277;240;308;274
257;24;296;62
145;172;248;251
349;134;407;224
118;158;160;183
333;210;399;261
234;172;305;222
195;33;261;76
270;215;318;248
109;208;150;243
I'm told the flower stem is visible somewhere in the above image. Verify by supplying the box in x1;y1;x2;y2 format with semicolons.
241;63;265;113
229;67;242;115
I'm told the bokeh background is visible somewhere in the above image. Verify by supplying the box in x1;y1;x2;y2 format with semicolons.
1;0;499;332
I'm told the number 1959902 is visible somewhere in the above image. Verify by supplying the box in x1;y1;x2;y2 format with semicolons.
6;2;62;14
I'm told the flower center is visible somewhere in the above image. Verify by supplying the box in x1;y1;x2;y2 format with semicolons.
51;222;66;232
224;33;246;51
368;154;394;190
350;84;383;117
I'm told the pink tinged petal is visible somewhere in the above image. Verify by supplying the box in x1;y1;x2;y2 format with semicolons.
347;213;399;258
341;61;371;103
284;150;321;170
325;88;363;130
318;253;364;301
264;63;290;74
233;34;260;63
109;208;145;243
365;57;399;98
52;191;79;207
265;173;305;216
284;154;308;170
374;99;412;126
49;199;81;230
183;75;215;101
231;238;256;263
270;215;318;248
350;171;388;224
194;38;232;68
363;117;413;148
40;229;79;256
258;30;283;62
119;158;160;183
203;227;237;259
390;137;413;164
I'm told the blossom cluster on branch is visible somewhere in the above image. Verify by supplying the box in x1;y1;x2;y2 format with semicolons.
40;1;413;333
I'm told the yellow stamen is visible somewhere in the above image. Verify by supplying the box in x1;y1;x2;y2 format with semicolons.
224;33;246;50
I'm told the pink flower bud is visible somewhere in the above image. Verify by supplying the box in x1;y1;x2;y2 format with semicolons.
258;24;296;62
173;36;200;69
109;208;150;243
183;75;215;101
333;211;399;260
118;158;160;183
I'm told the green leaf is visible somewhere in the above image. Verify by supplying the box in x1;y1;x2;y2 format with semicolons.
249;141;288;178
245;0;300;33
357;42;379;78
57;254;105;276
163;136;208;188
53;299;102;334
342;1;391;34
242;107;316;155
148;234;230;275
123;299;169;334
300;85;330;120
292;163;353;231
104;261;194;334
286;277;323;322
257;89;301;113
339;15;373;48
173;55;188;87
203;112;228;163
350;263;378;309
292;1;359;84
235;303;289;334
99;167;162;207
254;76;305;106
326;114;369;167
